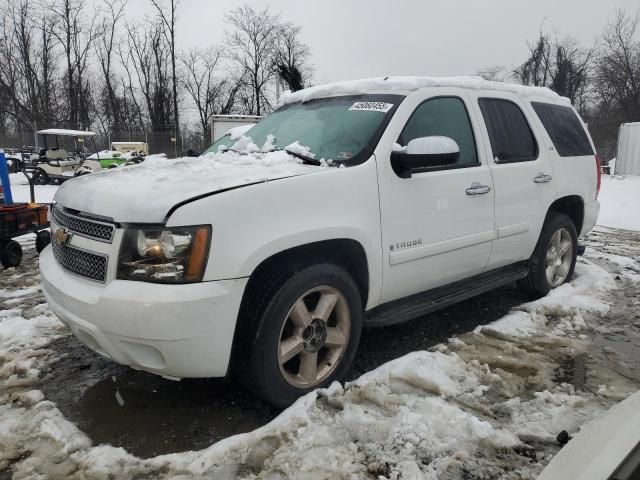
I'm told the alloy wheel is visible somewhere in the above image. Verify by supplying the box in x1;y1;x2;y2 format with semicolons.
277;285;351;388
545;227;574;287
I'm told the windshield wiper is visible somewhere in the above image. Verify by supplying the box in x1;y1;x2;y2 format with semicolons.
282;148;322;166
267;147;336;167
225;145;333;167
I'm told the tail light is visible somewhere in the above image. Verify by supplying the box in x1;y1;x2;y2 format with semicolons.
595;154;602;199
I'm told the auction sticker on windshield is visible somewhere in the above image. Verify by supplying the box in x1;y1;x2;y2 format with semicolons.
348;102;394;113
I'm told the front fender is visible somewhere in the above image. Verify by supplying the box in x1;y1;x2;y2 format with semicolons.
167;160;384;309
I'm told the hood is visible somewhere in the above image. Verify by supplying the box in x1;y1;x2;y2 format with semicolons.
54;150;320;223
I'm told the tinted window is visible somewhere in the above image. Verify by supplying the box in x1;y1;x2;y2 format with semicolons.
531;102;594;157
478;98;538;163
398;97;478;167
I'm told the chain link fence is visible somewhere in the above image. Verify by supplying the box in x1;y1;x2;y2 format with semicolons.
0;125;205;158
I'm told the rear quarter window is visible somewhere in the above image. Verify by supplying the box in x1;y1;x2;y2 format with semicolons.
531;102;594;157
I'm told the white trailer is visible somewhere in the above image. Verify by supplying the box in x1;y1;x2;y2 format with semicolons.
616;122;640;175
210;115;261;142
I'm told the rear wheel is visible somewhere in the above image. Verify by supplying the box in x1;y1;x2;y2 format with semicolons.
234;263;363;408
517;212;577;298
32;168;49;185
0;240;23;268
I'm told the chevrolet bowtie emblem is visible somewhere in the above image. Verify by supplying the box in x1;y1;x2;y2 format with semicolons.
54;227;72;245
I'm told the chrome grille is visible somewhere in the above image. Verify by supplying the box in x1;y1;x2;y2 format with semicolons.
52;240;108;282
52;206;114;243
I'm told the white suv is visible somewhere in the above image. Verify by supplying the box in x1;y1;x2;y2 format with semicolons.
40;77;601;407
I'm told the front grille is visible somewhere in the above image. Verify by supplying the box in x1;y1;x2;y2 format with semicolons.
52;206;114;243
52;240;108;282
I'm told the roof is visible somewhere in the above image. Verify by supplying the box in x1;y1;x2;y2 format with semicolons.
278;76;570;107
211;115;262;120
36;128;96;137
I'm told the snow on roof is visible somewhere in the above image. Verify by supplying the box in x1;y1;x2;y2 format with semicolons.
211;114;262;120
36;128;96;137
278;76;570;107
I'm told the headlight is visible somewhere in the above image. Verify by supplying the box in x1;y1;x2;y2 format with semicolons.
117;225;211;283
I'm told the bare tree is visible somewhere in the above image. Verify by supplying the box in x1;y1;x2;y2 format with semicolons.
514;34;552;87
125;21;172;133
225;5;280;115
0;0;58;133
149;0;179;141
96;0;127;130
180;47;223;145
49;0;101;129
596;9;640;121
274;22;311;92
477;65;510;82
515;31;594;109
550;38;594;109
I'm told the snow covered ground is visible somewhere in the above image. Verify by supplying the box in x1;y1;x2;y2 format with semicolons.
1;169;639;478
598;175;640;231
1;230;640;479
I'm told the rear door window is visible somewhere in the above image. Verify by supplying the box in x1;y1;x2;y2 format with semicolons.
478;98;538;163
531;102;594;157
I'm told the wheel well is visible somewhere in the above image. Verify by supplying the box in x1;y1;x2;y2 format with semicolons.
228;239;369;378
548;196;584;235
245;239;369;308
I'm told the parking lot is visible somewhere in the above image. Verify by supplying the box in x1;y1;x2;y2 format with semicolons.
1;225;639;478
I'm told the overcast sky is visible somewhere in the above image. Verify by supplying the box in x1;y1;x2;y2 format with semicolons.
126;0;639;85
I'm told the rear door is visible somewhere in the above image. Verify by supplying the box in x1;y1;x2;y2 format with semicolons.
376;88;496;303
468;93;556;269
529;102;597;209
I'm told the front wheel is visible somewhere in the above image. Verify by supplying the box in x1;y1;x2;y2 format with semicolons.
235;263;363;408
517;212;577;298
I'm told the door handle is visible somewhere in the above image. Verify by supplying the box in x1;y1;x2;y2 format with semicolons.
533;173;553;183
465;182;491;195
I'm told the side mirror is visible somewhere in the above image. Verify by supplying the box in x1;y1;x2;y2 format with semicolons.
391;136;460;178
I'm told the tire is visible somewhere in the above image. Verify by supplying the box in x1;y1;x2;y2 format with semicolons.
234;263;363;408
33;168;49;185
517;212;577;298
0;240;23;268
35;230;51;254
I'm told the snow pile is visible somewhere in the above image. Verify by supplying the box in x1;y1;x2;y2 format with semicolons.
228;124;255;141
598;175;640;231
480;260;615;340
279;76;569;107
86;150;144;161
3;258;631;479
53;140;326;223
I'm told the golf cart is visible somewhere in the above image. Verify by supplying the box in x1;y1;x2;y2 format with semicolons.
29;129;103;184
87;141;148;168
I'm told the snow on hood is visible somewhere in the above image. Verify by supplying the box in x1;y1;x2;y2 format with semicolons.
54;144;320;223
278;76;571;106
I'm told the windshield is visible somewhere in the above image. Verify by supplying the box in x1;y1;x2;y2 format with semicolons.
202;94;403;164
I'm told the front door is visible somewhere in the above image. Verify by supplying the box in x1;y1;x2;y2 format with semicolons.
376;89;496;304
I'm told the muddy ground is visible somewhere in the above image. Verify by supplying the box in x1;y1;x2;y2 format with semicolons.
1;227;638;461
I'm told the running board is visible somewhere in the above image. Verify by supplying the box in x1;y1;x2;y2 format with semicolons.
364;262;529;327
